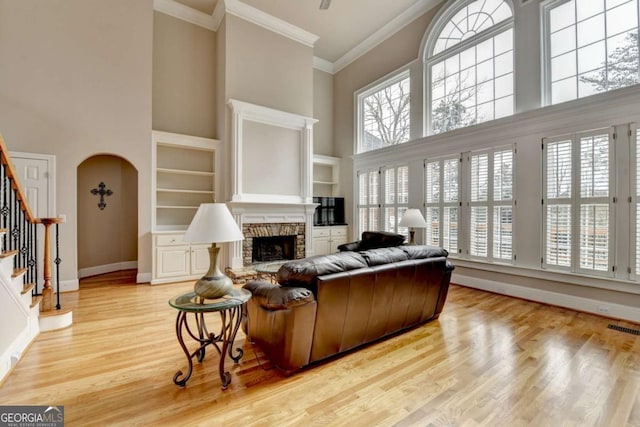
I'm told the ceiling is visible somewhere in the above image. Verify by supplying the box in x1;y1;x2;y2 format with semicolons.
173;0;438;63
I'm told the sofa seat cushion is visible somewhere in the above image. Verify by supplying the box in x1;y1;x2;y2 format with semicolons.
278;252;368;287
244;281;314;310
359;247;409;266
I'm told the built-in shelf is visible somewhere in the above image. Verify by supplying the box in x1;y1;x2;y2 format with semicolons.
313;154;341;197
152;131;219;231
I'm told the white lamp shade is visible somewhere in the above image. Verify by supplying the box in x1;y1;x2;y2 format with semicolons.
398;208;428;228
183;203;244;243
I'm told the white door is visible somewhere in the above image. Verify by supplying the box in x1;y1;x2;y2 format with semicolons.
10;154;53;218
9;152;55;289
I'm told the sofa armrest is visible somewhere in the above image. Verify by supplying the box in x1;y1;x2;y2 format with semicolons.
243;280;315;310
242;280;317;374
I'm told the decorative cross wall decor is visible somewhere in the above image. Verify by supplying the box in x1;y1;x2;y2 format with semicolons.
90;182;113;210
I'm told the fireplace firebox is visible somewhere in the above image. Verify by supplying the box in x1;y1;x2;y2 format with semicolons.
252;235;295;263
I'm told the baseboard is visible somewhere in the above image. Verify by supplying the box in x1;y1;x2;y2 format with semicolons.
137;272;152;284
58;279;79;292
0;318;38;384
78;262;138;279
453;273;640;323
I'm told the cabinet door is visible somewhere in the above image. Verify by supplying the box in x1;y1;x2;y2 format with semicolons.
313;236;332;256
156;245;190;278
191;244;211;275
331;235;348;253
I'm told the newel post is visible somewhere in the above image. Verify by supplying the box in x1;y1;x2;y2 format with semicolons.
39;217;62;312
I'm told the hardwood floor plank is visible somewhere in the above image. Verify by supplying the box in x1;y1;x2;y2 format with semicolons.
1;278;639;426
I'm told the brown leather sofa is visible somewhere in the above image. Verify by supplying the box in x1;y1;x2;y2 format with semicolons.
243;241;454;374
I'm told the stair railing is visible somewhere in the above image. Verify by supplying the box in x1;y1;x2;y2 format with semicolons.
0;134;62;311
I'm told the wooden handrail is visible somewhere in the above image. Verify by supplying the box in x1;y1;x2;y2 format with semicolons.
0;133;35;222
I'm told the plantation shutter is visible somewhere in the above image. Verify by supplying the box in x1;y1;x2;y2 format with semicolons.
424;156;460;253
492;150;514;260
470;153;489;257
544;139;572;268
357;170;380;233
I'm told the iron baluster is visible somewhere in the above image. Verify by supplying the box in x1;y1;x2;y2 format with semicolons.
55;223;61;310
34;225;39;295
1;161;7;252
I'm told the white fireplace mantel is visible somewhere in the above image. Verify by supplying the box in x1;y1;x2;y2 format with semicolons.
227;99;317;205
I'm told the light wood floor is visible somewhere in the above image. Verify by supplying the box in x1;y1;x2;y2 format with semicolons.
1;271;639;426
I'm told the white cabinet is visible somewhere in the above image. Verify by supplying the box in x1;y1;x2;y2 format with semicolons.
153;233;209;284
313;226;348;256
313;155;341;197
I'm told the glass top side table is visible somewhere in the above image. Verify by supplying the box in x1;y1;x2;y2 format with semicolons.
169;288;251;390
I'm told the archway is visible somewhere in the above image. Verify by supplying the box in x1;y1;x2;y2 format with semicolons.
77;154;138;279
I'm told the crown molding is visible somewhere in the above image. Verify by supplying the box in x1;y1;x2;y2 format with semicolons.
153;0;217;31
224;0;319;47
313;56;335;74
333;0;441;73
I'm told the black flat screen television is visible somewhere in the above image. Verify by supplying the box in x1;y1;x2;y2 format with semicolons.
313;196;345;226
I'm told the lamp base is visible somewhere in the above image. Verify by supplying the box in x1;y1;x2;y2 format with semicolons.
408;229;416;245
194;275;234;300
194;243;234;300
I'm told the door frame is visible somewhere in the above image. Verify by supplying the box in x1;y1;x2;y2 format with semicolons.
9;151;56;218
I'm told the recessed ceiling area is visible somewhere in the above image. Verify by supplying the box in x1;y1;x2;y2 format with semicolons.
172;0;441;64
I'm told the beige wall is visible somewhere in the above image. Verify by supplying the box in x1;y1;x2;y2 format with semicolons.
333;6;442;219
218;15;315;201
224;15;314;118
313;69;334;156
77;156;138;271
152;12;217;139
0;0;153;286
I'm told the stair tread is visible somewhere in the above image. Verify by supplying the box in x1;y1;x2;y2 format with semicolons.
30;295;42;308
22;282;35;294
12;267;27;278
0;249;18;259
40;307;72;317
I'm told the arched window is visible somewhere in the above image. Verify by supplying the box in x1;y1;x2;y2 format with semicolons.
424;0;514;135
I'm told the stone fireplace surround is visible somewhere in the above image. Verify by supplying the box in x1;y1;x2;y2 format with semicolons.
227;202;317;270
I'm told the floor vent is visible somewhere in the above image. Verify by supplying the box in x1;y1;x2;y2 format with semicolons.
608;324;640;335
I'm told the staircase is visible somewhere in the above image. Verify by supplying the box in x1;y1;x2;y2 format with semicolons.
0;134;70;382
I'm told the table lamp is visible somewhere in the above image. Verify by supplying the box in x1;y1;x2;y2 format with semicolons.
183;203;244;300
398;208;427;245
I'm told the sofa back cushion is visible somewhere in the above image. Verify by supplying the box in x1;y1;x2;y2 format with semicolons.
359;231;406;250
277;252;368;288
359;247;409;266
401;245;449;259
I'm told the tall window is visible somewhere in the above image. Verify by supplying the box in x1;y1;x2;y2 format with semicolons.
426;0;514;134
425;156;461;254
542;129;614;275
544;0;640;104
468;147;515;261
357;71;410;153
357;165;409;235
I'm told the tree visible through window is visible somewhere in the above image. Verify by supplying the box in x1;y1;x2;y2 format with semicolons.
426;0;514;134
358;74;410;153
545;0;640;103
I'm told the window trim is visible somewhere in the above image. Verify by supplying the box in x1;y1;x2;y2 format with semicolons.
422;0;515;136
354;67;411;155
